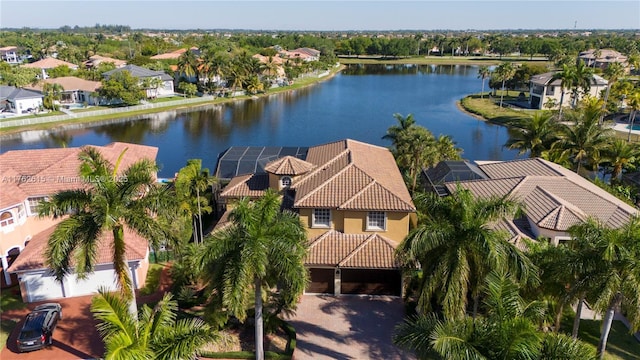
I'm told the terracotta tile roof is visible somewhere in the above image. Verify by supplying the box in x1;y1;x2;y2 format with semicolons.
446;158;638;231
306;230;399;269
293;139;415;212
8;224;149;272
150;47;198;60
0;142;158;208
27;76;102;93
219;173;269;198
85;55;127;68
264;156;314;175
22;58;78;69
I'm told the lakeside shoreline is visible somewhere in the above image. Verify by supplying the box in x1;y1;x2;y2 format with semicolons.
0;65;346;137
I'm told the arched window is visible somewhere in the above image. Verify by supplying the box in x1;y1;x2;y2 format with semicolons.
280;176;292;188
0;211;15;227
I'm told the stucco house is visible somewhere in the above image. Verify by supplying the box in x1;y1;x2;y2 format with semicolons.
1;142;158;302
529;71;608;110
423;158;639;246
103;64;174;98
217;139;416;296
83;54;127;69
281;48;321;62
0;85;43;114
22;57;79;79
27;76;102;106
0;46;20;64
578;49;629;72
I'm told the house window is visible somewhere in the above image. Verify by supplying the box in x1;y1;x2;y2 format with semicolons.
280;176;292;188
312;209;331;228
545;86;555;96
367;211;386;231
28;197;47;215
0;211;14;227
17;204;25;219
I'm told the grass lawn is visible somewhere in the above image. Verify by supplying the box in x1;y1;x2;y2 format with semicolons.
459;92;536;125
1;287;27;350
561;316;640;360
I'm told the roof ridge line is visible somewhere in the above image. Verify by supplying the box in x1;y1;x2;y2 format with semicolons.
308;230;334;248
338;233;375;267
338;179;377;209
294;161;356;206
293;148;350;189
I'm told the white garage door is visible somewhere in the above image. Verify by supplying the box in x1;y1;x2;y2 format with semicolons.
68;269;118;297
23;273;64;302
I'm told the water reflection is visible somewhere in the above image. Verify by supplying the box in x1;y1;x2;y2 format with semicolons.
342;64;470;76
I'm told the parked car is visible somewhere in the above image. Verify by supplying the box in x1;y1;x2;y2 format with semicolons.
16;303;62;352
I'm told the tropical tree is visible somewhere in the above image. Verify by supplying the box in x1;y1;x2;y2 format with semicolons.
174;159;216;244
195;189;308;360
178;82;197;98
567;218;640;359
177;49;199;82
552;64;577;118
602;139;639;181
98;71;145;105
569;60;594;108
434;134;463;162
495;62;516;107
91;289;214;360
394;126;437;192
393;271;596;360
600;62;625;124
396;188;536;319
39;147;172;313
477;65;491;99
627;90;640;142
382;113;416;148
505;111;558;158
42;82;65;110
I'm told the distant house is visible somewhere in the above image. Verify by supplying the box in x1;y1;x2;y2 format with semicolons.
422;158;639;247
578;49;629;72
150;47;200;60
27;76;102;106
103;64;174;98
0;85;43;114
281;47;321;62
252;54;286;79
22;58;79;79
83;55;127;69
217;139;416;296
0;46;19;64
1;142;158;302
529;71;608;110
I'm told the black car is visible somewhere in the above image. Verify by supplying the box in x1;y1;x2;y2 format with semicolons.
16;303;62;352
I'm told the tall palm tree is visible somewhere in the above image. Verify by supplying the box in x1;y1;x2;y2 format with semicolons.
477;65;491;99
91;289;214;360
570;60;594;109
396;188;536;319
395;126;437;192
393;271;596;360
175;159;216;244
600;62;625;124
177;50;199;82
42;82;65;110
495;62;516;108
602;139;639;181
382;113;416;148
567;218;640;359
505;111;558;158
627;90;640;142
552;64;577;118
434;134;463;161
195;189;308;360
39;147;171;312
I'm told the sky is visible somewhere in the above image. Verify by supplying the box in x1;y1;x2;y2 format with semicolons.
1;0;639;31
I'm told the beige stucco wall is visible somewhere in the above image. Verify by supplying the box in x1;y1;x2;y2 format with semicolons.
298;208;411;243
1;215;59;256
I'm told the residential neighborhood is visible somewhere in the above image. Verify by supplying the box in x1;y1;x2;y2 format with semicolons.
1;19;640;360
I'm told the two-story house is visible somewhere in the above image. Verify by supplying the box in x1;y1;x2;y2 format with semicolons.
529;71;608;110
0;46;20;64
422;158;639;246
217;139;416;296
103;64;175;98
1;142;158;302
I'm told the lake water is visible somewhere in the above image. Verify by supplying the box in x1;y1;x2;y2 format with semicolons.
0;64;521;178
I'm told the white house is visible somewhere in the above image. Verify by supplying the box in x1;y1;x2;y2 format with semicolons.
28;76;102;106
0;85;44;114
0;46;19;64
529;71;608;110
103;64;174;98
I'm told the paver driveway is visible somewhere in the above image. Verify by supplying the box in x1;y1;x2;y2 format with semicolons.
287;295;415;360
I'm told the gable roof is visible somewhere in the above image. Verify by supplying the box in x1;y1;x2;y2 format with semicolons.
103;65;172;81
7;224;149;273
84;55;127;68
22;58;78;70
0;85;43;100
293;139;415;212
530;72;608;87
0;142;158;209
27;76;101;93
264;156;314;175
219;173;269;198
306;230;399;269
445;158;638;231
150;47;199;60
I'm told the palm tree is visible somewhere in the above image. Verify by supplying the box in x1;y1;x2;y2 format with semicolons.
495;62;516;108
195;189;308;360
505;111;558;158
393;271;596;360
175;159;216;244
42;82;64;110
434;134;463;161
602;139;639;181
627;90;640;142
552;64;577;118
395;126;437;192
91;289;214;360
570;61;595;109
567;218;640;359
477;65;491;99
600;62;625;124
382;113;416;148
396;188;535;319
177;50;199;82
39;147;171;313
